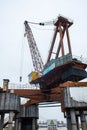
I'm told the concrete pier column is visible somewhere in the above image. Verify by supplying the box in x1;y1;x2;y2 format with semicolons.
70;109;77;130
66;110;72;130
18;119;21;130
0;114;4;130
32;118;36;130
3;79;9;92
8;112;14;130
20;105;38;130
14;118;19;130
85;115;87;128
80;111;87;130
76;116;80;130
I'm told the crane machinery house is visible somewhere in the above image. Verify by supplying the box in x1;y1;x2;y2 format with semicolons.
28;71;41;83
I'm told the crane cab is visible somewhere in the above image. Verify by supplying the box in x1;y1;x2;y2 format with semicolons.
28;71;41;83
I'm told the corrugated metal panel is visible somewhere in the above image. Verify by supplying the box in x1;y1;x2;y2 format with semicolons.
63;87;87;108
42;53;72;75
55;53;72;67
44;59;56;69
0;93;20;112
20;105;39;118
66;53;72;62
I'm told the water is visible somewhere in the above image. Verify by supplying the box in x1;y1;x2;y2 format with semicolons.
39;127;67;130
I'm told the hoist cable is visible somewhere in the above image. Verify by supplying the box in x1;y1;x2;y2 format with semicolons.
30;24;54;31
19;25;25;82
27;19;56;26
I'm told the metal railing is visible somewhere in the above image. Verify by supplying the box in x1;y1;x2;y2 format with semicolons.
72;55;87;64
9;83;40;90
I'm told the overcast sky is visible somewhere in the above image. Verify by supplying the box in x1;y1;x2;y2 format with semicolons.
0;0;87;122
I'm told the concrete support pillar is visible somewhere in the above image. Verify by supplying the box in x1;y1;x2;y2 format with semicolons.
80;111;87;130
85;115;87;128
76;116;80;130
3;79;9;92
32;118;36;130
8;112;14;130
0;114;4;130
66;110;72;130
70;109;77;130
18;119;21;130
14;118;19;130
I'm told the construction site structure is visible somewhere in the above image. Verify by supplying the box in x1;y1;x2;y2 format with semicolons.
0;79;20;130
46;15;72;63
0;79;39;130
15;105;38;130
1;15;87;130
29;16;87;92
23;15;87;130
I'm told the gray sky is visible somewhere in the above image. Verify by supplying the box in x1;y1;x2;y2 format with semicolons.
0;0;87;122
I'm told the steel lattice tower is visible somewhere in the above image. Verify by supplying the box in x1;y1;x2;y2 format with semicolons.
24;21;44;72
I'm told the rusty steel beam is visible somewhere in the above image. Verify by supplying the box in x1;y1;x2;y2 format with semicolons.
12;89;42;98
59;81;87;88
46;26;58;63
55;16;73;27
22;99;41;106
9;81;87;106
66;24;72;54
51;86;63;93
23;93;62;106
55;23;65;59
12;86;63;105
